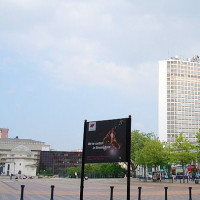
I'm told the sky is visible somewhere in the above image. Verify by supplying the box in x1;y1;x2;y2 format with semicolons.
1;0;200;150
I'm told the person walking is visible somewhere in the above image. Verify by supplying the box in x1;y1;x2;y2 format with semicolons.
9;172;12;180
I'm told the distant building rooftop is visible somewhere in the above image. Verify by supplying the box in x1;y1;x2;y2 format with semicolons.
0;138;50;151
169;55;200;63
0;128;9;138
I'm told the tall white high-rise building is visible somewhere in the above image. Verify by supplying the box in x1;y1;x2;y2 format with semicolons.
158;55;200;143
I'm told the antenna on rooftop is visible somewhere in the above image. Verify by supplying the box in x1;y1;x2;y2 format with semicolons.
191;55;200;62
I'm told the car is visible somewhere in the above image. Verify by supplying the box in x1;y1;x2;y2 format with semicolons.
147;173;152;179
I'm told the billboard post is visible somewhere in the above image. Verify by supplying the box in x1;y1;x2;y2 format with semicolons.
80;120;87;200
127;115;131;200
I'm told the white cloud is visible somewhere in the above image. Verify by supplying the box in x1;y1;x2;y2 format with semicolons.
42;55;157;96
43;58;133;87
0;0;175;96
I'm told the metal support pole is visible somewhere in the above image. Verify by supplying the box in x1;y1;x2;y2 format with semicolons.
50;185;55;200
80;120;87;200
189;187;192;200
127;115;131;200
164;187;168;200
127;160;130;200
110;186;114;200
20;185;25;200
138;187;142;200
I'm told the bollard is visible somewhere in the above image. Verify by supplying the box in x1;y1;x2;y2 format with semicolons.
189;187;192;200
164;187;168;200
187;178;188;184
138;187;142;200
20;185;25;200
110;186;114;200
50;185;55;200
180;178;181;183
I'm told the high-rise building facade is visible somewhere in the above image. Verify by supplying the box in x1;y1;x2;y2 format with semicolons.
158;56;200;143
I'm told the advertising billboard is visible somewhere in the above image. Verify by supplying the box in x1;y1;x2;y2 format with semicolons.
84;118;130;163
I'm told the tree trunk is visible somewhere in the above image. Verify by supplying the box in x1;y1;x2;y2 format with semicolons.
144;165;147;180
130;162;137;178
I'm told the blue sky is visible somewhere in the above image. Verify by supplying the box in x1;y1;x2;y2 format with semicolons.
1;0;200;150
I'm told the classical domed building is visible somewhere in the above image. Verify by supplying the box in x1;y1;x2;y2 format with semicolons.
0;138;50;177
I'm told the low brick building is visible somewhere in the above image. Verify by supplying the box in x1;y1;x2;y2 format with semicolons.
39;151;82;175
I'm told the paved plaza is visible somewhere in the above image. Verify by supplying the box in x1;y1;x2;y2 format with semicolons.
0;177;200;200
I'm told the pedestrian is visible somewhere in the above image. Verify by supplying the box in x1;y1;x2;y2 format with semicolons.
196;172;199;179
192;173;195;181
172;174;175;182
189;173;192;181
9;172;12;180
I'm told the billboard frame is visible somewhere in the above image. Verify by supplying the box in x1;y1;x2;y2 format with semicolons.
80;115;131;200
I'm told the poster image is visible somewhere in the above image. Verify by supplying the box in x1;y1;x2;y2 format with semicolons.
84;118;129;163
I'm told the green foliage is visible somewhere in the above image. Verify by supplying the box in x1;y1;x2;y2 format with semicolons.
135;149;146;166
58;169;67;177
84;164;95;175
140;139;168;170
169;133;196;167
67;163;125;178
88;163;125;177
67;166;81;176
131;130;156;172
39;168;53;176
196;132;200;162
131;130;146;162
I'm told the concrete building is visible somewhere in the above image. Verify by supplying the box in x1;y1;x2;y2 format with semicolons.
0;138;50;177
158;55;200;143
0;128;9;138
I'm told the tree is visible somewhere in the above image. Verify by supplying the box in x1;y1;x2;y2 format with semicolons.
169;133;196;182
141;139;168;171
44;168;52;176
67;166;81;177
130;130;155;177
195;130;200;163
83;163;125;178
135;148;146;178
